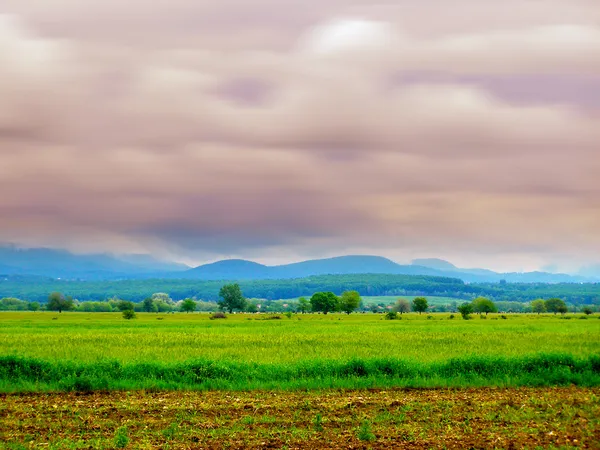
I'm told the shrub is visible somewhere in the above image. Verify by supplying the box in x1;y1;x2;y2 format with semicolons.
284;311;293;319
427;315;433;320
210;312;227;320
449;314;455;320
582;307;593;315
122;310;136;320
501;315;508;320
385;311;398;320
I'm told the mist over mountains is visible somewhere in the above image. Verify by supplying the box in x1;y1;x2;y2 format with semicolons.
0;246;597;283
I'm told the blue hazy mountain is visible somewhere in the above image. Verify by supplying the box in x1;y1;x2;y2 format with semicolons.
0;246;595;283
0;246;189;280
181;255;595;283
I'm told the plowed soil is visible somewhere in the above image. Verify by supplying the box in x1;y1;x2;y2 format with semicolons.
1;387;599;449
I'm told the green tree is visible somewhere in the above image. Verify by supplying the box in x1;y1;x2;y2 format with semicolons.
582;306;593;315
47;292;74;313
530;299;546;314
117;300;135;312
218;283;247;313
392;298;411;314
142;297;157;313
180;299;197;313
472;297;498;316
412;297;428;315
457;303;473;320
27;301;40;312
297;297;310;314
245;302;258;313
339;290;361;314
545;298;567;315
310;292;339;314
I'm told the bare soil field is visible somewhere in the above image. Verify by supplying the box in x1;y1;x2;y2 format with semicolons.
1;387;599;449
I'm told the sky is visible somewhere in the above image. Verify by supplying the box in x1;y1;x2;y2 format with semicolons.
0;0;599;272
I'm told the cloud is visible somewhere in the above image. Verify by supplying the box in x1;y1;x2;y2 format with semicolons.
0;3;598;270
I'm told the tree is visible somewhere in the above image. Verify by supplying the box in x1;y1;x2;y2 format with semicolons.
339;291;361;315
297;297;310;314
412;297;428;315
142;297;157;313
457;303;473;320
180;299;197;313
392;298;411;314
246;302;258;313
310;292;339;314
471;297;498;316
47;292;74;313
117;300;135;312
218;283;247;313
545;298;567;315
530;299;546;314
582;306;593;315
151;293;173;304
27;302;40;312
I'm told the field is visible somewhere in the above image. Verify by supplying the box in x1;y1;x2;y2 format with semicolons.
1;311;599;448
2;388;599;449
1;312;599;391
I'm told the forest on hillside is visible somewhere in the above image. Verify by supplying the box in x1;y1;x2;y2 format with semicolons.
0;274;599;304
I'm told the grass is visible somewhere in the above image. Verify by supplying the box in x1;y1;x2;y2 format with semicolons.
0;312;599;391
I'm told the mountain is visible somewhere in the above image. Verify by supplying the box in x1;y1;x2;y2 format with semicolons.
0;245;595;283
179;255;596;283
411;258;457;271
0;246;189;280
183;259;271;280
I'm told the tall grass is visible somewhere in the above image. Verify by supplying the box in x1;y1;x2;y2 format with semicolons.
0;312;598;392
1;312;598;364
1;353;599;392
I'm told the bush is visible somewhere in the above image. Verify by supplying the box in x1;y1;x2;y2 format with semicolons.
501;315;508;320
582;307;593;315
427;315;434;320
210;312;227;320
448;314;455;319
385;311;398;320
122;310;136;320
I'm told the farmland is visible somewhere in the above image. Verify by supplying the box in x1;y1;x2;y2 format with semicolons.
1;311;599;448
2;387;599;449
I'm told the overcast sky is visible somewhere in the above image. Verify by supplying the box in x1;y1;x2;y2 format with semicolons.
0;0;599;271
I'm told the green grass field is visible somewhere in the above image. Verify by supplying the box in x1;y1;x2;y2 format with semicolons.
1;311;599;392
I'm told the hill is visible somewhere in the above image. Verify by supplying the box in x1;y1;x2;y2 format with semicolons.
0;246;189;280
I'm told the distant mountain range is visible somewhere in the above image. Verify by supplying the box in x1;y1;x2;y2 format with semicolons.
178;255;597;283
0;246;188;280
0;246;597;283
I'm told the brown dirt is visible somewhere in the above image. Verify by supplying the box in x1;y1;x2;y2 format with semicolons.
1;387;599;449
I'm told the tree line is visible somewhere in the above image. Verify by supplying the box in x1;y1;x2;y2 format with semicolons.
2;284;596;317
